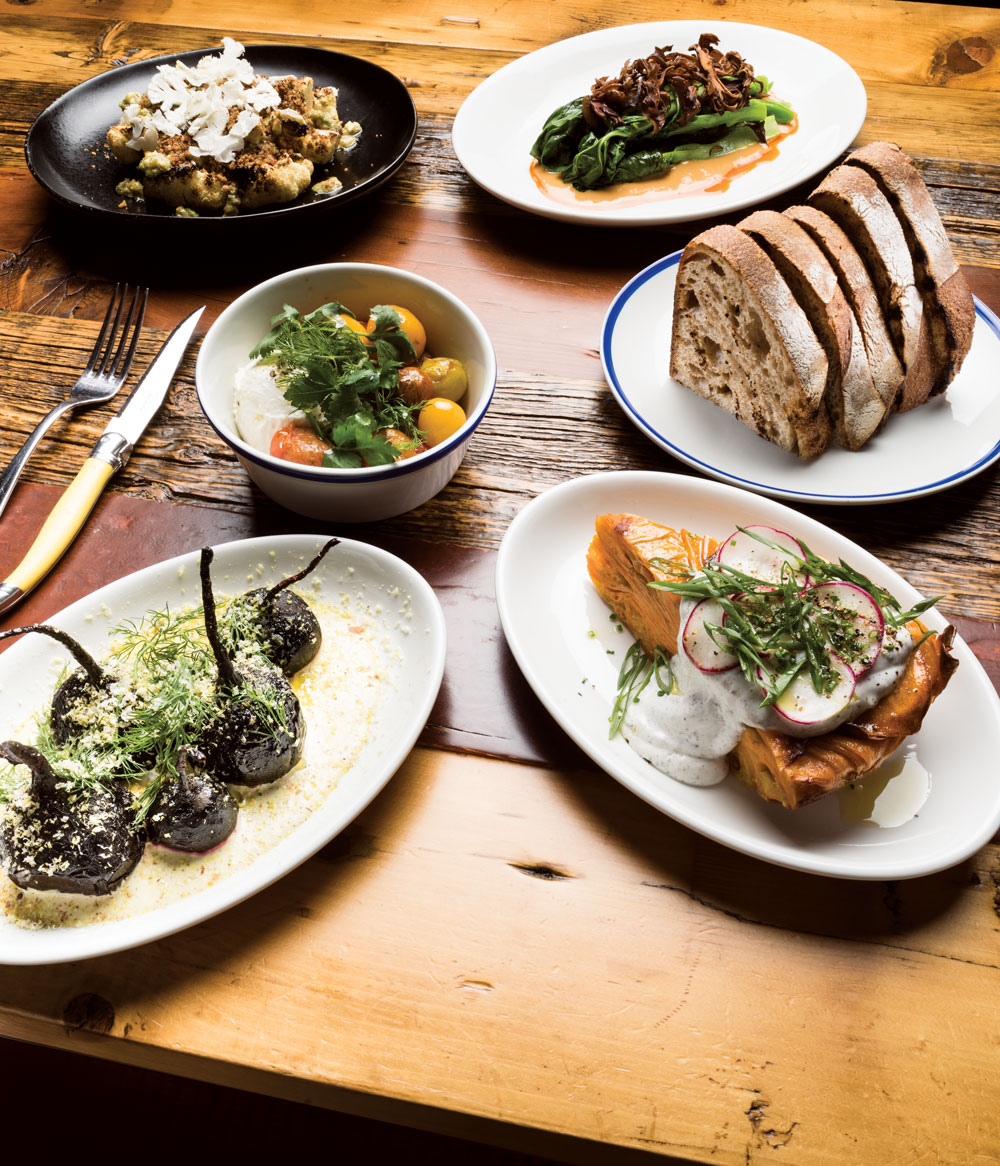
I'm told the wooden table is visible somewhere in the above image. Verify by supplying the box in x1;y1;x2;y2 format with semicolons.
1;3;998;1163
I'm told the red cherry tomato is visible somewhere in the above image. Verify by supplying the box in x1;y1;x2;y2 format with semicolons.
377;427;427;461
270;424;331;466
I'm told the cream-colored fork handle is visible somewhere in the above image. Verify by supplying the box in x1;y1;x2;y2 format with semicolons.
0;398;80;521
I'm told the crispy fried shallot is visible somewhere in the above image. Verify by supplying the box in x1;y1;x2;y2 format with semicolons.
582;33;757;132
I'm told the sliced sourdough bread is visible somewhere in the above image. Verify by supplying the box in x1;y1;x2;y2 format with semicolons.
809;164;933;411
843;141;975;395
739;209;885;450
784;203;904;420
669;224;831;458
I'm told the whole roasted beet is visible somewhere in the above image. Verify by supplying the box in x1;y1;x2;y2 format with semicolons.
230;537;338;675
0;624;113;745
197;547;305;787
145;748;238;853
0;624;154;778
0;741;143;895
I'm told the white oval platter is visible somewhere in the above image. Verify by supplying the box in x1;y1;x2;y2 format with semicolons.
0;534;445;964
495;471;1000;879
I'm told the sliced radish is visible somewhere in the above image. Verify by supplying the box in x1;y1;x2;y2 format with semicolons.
772;651;856;733
805;582;885;676
715;526;807;586
682;598;738;673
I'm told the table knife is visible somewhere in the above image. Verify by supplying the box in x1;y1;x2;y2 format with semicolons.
0;306;205;617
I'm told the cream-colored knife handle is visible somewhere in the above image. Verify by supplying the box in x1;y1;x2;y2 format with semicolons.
0;457;116;615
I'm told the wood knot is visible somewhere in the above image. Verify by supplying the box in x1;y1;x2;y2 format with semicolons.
63;992;115;1034
509;861;574;881
945;37;994;75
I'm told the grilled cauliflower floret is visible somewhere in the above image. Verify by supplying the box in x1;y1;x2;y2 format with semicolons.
104;41;358;215
266;109;341;163
311;86;341;129
272;75;315;114
107;123;140;162
141;166;236;213
233;150;314;208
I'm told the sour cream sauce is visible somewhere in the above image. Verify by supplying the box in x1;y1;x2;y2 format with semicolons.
621;598;913;787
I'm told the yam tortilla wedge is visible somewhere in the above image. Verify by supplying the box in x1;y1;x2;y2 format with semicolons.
586;512;958;809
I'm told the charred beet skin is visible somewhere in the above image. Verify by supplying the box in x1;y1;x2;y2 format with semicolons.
0;624;155;775
0;741;143;895
197;546;305;787
0;624;113;746
233;537;339;675
146;748;238;853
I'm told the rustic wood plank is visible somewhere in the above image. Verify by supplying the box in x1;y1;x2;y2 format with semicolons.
0;745;998;1164
13;0;1000;94
1;307;997;620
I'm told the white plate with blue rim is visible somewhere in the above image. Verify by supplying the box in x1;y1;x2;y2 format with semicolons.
452;20;865;226
495;470;1000;878
0;534;445;964
602;251;1000;504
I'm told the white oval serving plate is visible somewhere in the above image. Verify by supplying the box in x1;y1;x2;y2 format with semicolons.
452;20;865;226
495;471;1000;879
0;535;446;964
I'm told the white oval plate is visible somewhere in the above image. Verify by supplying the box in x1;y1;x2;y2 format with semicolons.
603;252;1000;504
496;471;1000;879
0;535;446;964
452;20;865;227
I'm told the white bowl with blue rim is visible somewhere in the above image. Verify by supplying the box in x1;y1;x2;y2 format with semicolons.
196;262;497;521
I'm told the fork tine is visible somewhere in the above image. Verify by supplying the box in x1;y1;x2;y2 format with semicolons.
81;283;126;375
105;286;148;382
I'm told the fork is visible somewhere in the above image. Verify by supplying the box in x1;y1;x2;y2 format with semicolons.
0;283;148;522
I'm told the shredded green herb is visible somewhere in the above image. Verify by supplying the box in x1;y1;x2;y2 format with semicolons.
609;640;674;739
649;527;939;706
249;302;423;468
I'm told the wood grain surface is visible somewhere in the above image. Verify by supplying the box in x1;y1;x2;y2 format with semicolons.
1;744;998;1163
0;309;997;622
0;3;999;1165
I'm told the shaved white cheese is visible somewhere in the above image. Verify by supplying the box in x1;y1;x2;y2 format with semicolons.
126;38;280;163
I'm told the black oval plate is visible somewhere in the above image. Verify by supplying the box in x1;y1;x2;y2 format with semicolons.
25;44;417;242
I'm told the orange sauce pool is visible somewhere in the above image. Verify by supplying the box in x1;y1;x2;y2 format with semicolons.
530;119;797;207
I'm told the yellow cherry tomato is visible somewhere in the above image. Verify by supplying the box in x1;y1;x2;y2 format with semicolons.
336;313;372;344
369;304;426;360
419;356;467;403
418;398;467;447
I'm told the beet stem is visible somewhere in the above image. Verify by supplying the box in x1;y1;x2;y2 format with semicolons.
0;624;106;687
200;547;241;690
266;537;340;599
0;740;59;797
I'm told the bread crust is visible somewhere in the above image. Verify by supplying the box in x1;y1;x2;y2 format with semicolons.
810;164;933;412
739;209;885;450
670;224;831;458
844;141;976;394
784;203;905;419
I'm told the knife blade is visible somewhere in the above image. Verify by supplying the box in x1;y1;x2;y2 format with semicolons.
0;306;205;617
